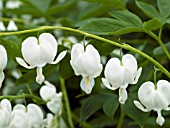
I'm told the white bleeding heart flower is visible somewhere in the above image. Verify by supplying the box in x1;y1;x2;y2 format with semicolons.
0;45;7;88
134;80;170;126
5;0;22;9
102;54;142;104
70;44;103;94
16;33;67;84
0;21;5;31
0;99;12;128
10;104;44;128
7;20;18;31
40;81;63;115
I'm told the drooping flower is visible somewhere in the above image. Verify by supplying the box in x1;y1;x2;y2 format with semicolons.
5;0;22;9
40;81;62;115
0;45;7;88
102;54;142;104
10;104;44;128
0;99;12;128
0;21;5;31
16;33;67;84
70;43;103;94
134;80;170;126
7;20;18;31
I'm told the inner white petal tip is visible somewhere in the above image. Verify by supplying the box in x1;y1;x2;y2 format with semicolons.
119;88;127;104
80;77;95;94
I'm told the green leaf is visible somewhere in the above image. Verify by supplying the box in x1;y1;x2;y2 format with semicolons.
103;95;119;118
144;18;162;31
157;0;170;20
121;93;149;127
136;1;161;20
80;18;143;35
110;10;143;27
80;93;112;123
26;0;51;13
85;0;126;9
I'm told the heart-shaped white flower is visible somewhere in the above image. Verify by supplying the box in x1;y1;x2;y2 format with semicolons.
70;43;103;94
134;80;170;126
16;33;67;84
0;45;7;88
102;54;142;104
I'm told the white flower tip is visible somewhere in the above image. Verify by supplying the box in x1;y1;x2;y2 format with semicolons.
156;114;165;126
51;50;67;64
134;100;149;112
80;77;94;94
102;78;116;90
36;67;45;85
7;20;18;31
16;57;34;69
0;71;4;88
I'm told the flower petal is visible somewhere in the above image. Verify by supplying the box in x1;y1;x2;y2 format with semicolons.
7;20;18;31
134;100;150;112
71;43;84;62
80;76;94;94
50;50;67;64
39;33;58;63
104;58;124;89
0;21;5;31
16;57;35;69
0;45;7;70
92;64;103;78
122;54;138;84
132;67;142;84
119;88;127;104
36;67;45;84
101;78;117;90
0;71;4;88
40;82;56;101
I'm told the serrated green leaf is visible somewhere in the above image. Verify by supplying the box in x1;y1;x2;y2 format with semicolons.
103;95;119;118
85;0;126;9
144;18;162;31
79;18;143;35
157;0;170;20
136;1;161;20
121;93;149;127
110;10;143;27
80;93;112;123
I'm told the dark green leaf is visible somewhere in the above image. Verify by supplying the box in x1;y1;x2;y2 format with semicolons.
79;18;143;35
121;93;149;127
103;95;119;118
80;93;112;123
144;18;162;31
110;10;143;27
136;1;161;20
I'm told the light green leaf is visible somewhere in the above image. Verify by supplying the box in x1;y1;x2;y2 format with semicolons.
157;0;170;20
136;1;161;20
103;95;119;118
79;18;143;35
144;18;162;31
110;10;143;27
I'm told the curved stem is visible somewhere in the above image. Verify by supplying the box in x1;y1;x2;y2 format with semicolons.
147;31;170;60
117;110;125;128
0;17;26;23
0;26;170;78
60;78;74;128
0;94;45;104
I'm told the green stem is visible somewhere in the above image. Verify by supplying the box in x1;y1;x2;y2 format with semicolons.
0;94;45;104
60;78;74;128
147;31;170;60
0;17;26;23
117;110;125;128
26;84;33;95
0;26;170;78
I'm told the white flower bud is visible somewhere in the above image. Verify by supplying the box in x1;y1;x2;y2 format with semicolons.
70;44;103;94
16;33;67;84
7;20;18;31
6;0;22;9
0;45;7;88
134;80;170;126
102;54;142;104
